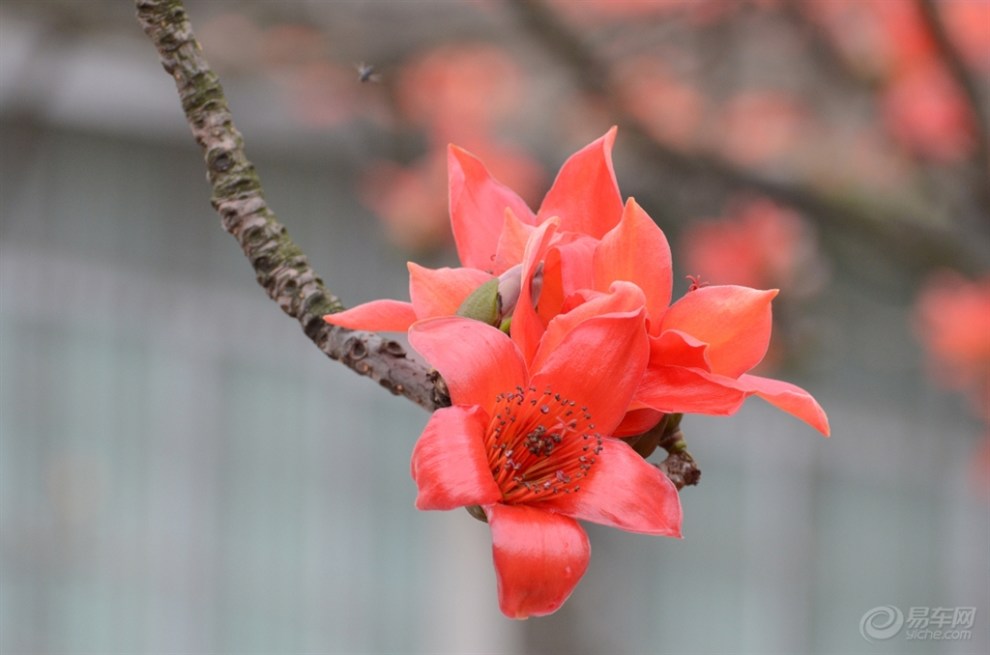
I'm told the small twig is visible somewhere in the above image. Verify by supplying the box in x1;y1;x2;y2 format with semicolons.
916;0;990;217
135;0;438;411
625;414;700;490
506;0;988;275
136;0;702;487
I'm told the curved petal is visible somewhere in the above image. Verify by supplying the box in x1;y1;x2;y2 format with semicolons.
448;145;536;271
408;263;494;318
536;127;623;238
635;366;748;415
323;300;417;332
537;235;599;324
510;220;559;364
660;285;777;378
493;208;536;275
594;198;673;334
409;317;527;411
613;407;665;438
485;503;590;619
649;329;711;370
411;406;503;510
540;438;682;537
531;281;646;374
529;308;648;436
738;374;831;436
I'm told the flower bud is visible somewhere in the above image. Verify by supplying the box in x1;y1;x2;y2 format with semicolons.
496;264;523;318
456;265;527;329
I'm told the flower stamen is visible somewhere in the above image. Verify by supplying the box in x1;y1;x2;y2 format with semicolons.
486;386;602;504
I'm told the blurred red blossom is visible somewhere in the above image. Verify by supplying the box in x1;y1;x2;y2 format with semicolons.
914;273;990;421
614;56;705;149
714;91;814;166
362;42;543;251
361;141;545;253
395;43;524;142
881;61;975;162
549;0;735;24
941;0;990;71
680;198;827;297
804;0;984;161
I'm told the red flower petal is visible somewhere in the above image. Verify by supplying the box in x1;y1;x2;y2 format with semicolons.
536;127;623;238
649;329;711;370
737;374;831;436
322;300;418;332
613;407;665;438
411;406;503;510
448;145;536;271
660;285;777;378
408;263;494;318
537;235;599;325
531;281;646;374
409;317;527;411
529;308;649;435
510;221;559;364
594;198;673;334
541;438;682;537
485;503;590;619
635;366;748;415
493;208;536;275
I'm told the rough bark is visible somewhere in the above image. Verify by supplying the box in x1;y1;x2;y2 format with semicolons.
135;0;438;411
134;0;697;488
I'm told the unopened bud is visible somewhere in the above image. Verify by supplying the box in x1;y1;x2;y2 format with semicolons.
465;505;488;523
496;264;523;319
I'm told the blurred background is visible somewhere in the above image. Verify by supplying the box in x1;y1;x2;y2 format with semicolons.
1;0;988;653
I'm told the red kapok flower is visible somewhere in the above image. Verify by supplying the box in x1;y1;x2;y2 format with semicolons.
523;196;830;436
680;198;827;297
323;262;494;332
449;127;623;272
914;272;990;419
635;284;831;437
408;284;682;618
324;129;621;332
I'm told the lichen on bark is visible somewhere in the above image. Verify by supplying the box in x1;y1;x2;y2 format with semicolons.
135;0;438;411
134;0;699;488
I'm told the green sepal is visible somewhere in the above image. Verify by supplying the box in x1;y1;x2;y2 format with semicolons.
455;278;501;326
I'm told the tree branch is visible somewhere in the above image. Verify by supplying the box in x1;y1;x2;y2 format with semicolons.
135;0;437;411
135;0;699;490
506;0;988;275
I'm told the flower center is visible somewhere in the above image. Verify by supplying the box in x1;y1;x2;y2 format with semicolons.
486;385;603;504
